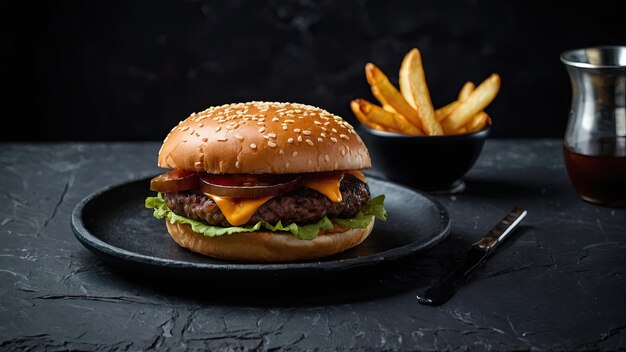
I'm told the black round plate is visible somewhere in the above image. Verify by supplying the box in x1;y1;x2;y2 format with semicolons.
71;176;450;279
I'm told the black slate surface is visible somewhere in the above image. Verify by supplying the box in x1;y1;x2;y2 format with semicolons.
1;140;625;351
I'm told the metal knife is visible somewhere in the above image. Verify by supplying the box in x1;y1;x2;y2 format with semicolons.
417;207;528;306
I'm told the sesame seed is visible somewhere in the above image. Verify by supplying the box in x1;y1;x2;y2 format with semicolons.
235;161;241;169
292;151;298;157
334;162;339;170
180;126;189;132
235;134;244;140
324;154;330;162
217;137;227;141
182;139;187;143
198;123;204;127
297;135;303;142
330;137;338;143
272;117;279;122
268;133;276;138
259;127;266;133
324;122;330;126
307;159;312;165
287;138;294;144
250;143;257;149
195;132;200;137
340;134;348;139
279;149;285;155
294;128;301;133
320;133;326;138
332;128;337;133
285;162;290;168
302;130;311;135
194;161;202;167
313;121;321;125
306;139;314;146
267;141;277;148
321;127;327;131
341;149;346;156
215;126;221;132
282;125;288;130
285;119;294;123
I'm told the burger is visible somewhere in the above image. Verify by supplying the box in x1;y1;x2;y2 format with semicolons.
145;101;386;262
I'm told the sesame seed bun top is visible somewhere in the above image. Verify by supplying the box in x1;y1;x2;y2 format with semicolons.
157;101;372;174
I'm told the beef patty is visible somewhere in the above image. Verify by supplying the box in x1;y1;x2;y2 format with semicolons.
164;174;370;227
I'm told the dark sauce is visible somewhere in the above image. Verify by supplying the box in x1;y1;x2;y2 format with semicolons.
563;137;626;206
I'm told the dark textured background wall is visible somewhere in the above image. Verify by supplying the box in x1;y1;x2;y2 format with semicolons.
2;0;624;141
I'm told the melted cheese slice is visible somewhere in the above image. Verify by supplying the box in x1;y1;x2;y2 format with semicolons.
205;194;273;226
204;170;367;225
303;173;344;203
346;170;367;183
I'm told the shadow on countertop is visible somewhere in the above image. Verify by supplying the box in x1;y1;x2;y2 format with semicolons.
98;233;471;308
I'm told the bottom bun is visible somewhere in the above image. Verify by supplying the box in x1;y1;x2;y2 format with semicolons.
165;218;375;262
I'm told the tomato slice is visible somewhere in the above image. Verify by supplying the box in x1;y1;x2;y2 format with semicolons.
150;170;199;192
199;174;302;198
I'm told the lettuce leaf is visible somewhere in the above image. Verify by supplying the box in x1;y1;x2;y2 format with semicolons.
145;193;387;240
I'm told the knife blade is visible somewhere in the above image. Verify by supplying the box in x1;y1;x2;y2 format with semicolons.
416;207;527;306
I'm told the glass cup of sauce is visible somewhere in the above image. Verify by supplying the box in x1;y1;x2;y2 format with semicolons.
561;46;626;207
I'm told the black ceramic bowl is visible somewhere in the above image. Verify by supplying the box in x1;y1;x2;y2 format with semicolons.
359;126;490;193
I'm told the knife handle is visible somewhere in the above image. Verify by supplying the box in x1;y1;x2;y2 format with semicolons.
417;207;528;306
473;207;527;251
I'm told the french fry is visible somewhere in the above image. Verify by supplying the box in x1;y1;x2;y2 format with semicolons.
466;111;491;133
441;73;500;132
367;122;393;132
458;81;475;102
365;63;424;131
399;48;444;136
350;100;397;132
435;101;460;122
356;48;499;137
435;82;476;123
352;99;423;135
382;104;397;114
